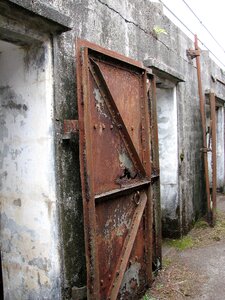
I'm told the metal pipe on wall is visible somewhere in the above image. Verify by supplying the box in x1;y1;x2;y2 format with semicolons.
194;35;211;223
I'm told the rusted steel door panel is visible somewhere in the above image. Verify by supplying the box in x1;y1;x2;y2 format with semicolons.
76;39;152;300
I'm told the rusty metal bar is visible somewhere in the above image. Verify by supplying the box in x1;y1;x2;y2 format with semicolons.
77;44;100;299
210;92;217;225
150;75;162;269
107;192;147;300
76;38;144;69
142;70;152;177
145;185;153;283
95;180;150;202
194;35;211;221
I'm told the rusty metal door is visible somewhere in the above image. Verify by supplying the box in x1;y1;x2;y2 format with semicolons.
76;39;152;300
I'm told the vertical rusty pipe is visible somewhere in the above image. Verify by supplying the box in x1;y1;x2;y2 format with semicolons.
194;35;211;221
210;92;217;225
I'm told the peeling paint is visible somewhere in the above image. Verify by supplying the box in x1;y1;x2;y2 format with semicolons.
118;151;137;179
120;262;141;297
28;257;51;272
93;87;108;118
104;205;131;238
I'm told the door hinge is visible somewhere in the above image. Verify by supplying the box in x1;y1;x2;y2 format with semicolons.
62;120;79;140
200;147;212;153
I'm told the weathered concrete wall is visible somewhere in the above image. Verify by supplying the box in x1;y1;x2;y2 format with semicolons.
156;87;179;235
0;40;60;299
216;107;225;189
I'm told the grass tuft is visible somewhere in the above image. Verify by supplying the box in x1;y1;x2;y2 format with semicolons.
167;236;194;251
142;295;156;300
194;219;209;229
162;257;172;268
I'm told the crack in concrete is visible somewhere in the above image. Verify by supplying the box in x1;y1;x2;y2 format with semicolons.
96;0;170;51
96;0;192;64
97;0;148;31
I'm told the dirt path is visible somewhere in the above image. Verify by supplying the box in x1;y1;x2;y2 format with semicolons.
180;242;225;299
144;194;225;300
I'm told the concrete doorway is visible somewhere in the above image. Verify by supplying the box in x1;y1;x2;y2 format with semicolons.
0;39;59;299
207;98;225;193
216;104;225;191
156;81;179;237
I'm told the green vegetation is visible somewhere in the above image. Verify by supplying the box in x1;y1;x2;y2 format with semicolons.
142;295;156;300
166;236;194;251
156;283;164;290
153;25;168;36
194;219;209;229
162;257;172;268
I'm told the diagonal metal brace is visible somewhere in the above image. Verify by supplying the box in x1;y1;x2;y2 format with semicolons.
107;192;147;300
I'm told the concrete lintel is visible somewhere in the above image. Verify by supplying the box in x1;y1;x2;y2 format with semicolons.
0;18;46;45
205;89;225;104
0;0;71;33
143;58;185;83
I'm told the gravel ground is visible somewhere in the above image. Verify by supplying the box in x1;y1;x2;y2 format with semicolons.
143;194;225;300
